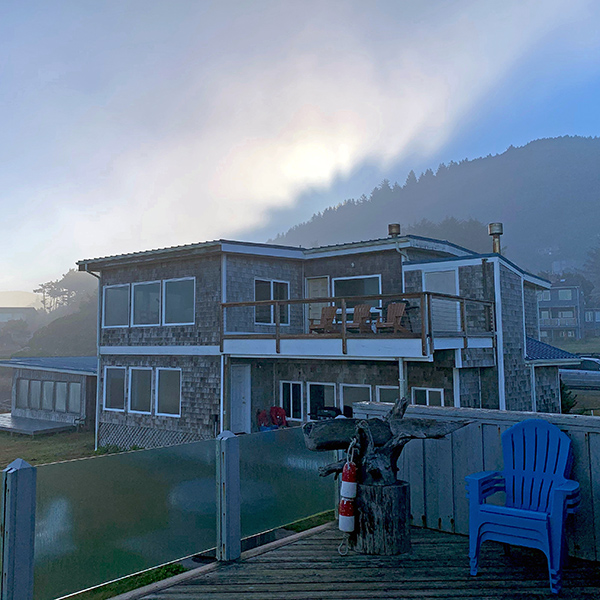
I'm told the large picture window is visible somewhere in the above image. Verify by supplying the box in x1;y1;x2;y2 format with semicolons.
341;384;371;417
132;282;161;326
156;368;181;417
129;368;152;414
103;284;129;327
280;381;302;421
376;386;399;403
163;278;195;325
254;279;289;325
333;275;381;308
412;387;445;407
105;368;126;411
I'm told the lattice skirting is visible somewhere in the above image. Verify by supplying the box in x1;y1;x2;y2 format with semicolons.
98;422;204;450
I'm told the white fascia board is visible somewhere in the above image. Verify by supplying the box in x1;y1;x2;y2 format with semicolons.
403;256;487;272
525;359;581;367
100;345;221;356
220;242;304;260
0;365;96;376
304;240;410;258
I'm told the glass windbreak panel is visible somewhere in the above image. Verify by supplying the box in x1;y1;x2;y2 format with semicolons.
104;285;129;327
130;369;152;413
68;382;82;414
413;389;427;405
34;440;216;600
16;379;28;408
42;382;54;410
164;279;195;325
132;282;160;326
254;279;272;324
429;390;443;406
334;276;380;308
105;369;125;410
379;387;399;403
273;281;289;325
157;369;181;416
55;382;68;412
239;428;335;540
29;380;41;410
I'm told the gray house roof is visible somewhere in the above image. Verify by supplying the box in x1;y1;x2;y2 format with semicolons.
525;337;579;365
0;356;97;376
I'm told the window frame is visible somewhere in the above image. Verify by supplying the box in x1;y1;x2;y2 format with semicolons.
162;277;196;326
411;387;445;407
376;385;400;403
279;380;303;422
254;278;290;326
128;367;153;415
131;280;162;327
340;383;372;407
104;366;127;412
102;284;130;329
307;381;338;419
540;290;551;301
155;367;182;418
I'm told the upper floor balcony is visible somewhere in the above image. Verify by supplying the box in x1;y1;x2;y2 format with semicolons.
220;292;495;359
540;317;578;328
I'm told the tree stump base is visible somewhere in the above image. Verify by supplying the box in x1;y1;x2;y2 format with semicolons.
353;480;410;555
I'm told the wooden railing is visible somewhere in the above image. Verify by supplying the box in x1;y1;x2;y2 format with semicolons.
220;292;495;356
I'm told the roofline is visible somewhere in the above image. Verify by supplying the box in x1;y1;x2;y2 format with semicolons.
0;363;97;376
525;359;581;366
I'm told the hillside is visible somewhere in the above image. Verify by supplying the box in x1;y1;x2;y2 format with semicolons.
272;136;600;274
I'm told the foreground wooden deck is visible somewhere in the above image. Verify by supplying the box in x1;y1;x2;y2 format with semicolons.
142;525;600;600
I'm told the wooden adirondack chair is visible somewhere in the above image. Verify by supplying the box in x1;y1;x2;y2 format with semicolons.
309;305;338;333
346;304;374;334
465;419;580;593
375;302;410;335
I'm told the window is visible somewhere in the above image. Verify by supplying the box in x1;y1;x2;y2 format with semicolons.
307;383;337;419
156;369;181;417
104;368;126;411
559;310;574;318
333;275;381;308
103;285;129;327
596;311;600;322
567;330;575;338
68;382;82;413
129;368;152;414
55;382;68;412
586;311;594;322
540;310;550;319
254;279;289;325
341;385;371;417
540;330;549;338
377;386;400;403
412;387;445;407
163;278;195;325
558;289;572;301
16;379;28;408
280;381;302;421
42;381;54;410
541;291;551;301
132;282;161;326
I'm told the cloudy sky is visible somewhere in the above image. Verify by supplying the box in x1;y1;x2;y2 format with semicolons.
1;0;600;292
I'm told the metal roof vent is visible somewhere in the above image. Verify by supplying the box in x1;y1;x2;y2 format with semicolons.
388;223;401;237
488;222;503;254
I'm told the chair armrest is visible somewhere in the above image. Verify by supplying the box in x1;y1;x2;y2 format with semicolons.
465;471;505;503
551;479;581;515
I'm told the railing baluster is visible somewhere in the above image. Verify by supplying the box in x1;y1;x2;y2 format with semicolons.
341;299;347;355
460;300;468;348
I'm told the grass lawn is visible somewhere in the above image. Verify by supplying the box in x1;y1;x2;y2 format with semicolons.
0;430;96;468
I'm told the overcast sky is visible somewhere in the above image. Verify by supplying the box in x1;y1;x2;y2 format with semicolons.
2;0;600;292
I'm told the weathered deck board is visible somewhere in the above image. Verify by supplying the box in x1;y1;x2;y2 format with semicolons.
142;526;600;600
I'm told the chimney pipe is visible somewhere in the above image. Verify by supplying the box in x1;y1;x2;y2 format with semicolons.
388;223;401;237
488;222;503;254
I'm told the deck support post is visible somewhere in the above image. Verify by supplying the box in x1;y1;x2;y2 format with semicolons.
1;459;36;600
216;431;241;562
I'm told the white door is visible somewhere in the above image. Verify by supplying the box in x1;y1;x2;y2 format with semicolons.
424;270;459;333
230;364;251;434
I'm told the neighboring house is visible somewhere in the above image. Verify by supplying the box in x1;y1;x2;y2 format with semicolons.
538;284;585;342
77;227;568;450
0;306;37;326
584;307;600;338
0;357;97;429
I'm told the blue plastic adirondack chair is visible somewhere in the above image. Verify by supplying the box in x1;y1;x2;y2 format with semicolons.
465;419;580;593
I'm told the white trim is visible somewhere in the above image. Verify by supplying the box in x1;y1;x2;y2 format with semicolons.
530;364;537;412
453;368;460;408
103;366;126;412
100;345;221;356
307;381;338;418
0;364;96;376
102;284;130;328
221;254;227;331
128;367;153;415
494;260;506;410
411;387;445;407
219;354;225;434
131;280;161;327
279;380;303;421
155;367;182;418
376;385;399;403
162;277;196;326
521;275;527;360
254;278;290;326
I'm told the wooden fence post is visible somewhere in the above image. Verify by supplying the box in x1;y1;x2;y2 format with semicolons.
1;459;36;600
216;431;241;562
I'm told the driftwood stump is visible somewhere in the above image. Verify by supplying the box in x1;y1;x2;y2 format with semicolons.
354;480;410;555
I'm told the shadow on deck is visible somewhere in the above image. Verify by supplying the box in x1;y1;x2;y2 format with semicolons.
138;525;600;599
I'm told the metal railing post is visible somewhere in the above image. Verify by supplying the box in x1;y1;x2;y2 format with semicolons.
1;459;36;600
216;431;241;562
